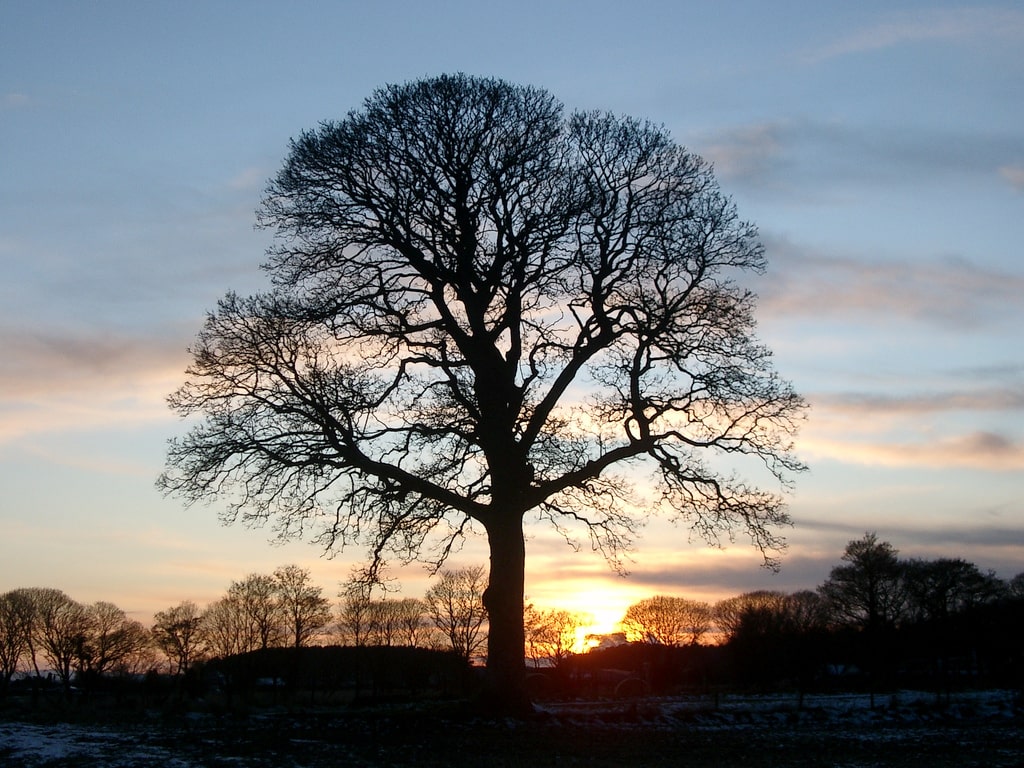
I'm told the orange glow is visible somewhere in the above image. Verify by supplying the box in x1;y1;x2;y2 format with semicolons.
526;582;641;653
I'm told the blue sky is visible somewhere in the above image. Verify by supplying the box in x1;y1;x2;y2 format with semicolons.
2;1;1022;630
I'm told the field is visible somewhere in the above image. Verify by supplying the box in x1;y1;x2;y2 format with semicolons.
1;690;1021;767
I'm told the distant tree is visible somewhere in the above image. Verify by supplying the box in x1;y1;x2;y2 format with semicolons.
715;589;827;646
391;598;429;647
621;595;712;646
713;590;789;642
1008;572;1024;599
159;74;806;712
902;557;1005;623
0;591;30;692
785;589;829;634
74;601;152;680
33;588;86;692
819;533;906;633
201;596;247;659
425;566;488;662
152;601;205;676
357;597;428;647
202;572;296;656
273;564;331;648
337;578;375;646
583;632;628;651
4;588;44;678
365;599;401;646
110;629;158;678
228;573;287;651
524;605;589;667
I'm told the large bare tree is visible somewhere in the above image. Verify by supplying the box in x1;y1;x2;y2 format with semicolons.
160;74;805;713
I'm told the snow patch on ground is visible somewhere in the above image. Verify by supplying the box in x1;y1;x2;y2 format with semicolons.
538;688;1020;729
0;722;196;768
0;690;1019;766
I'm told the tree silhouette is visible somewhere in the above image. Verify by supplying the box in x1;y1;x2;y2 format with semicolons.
74;601;151;681
159;74;805;713
819;533;906;633
524;605;589;667
32;588;85;693
902;557;1004;623
0;591;30;693
152;601;205;676
424;566;488;662
336;578;375;647
274;564;332;649
714;590;789;642
622;595;712;646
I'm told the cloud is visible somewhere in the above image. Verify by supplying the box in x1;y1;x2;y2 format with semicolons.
806;8;1024;62
3;92;29;109
792;518;1024;571
694;118;1024;194
815;389;1024;416
795;383;1024;472
227;166;268;191
804;429;1024;472
698;123;785;187
1000;164;1024;192
0;326;189;443
754;238;1024;329
613;553;832;597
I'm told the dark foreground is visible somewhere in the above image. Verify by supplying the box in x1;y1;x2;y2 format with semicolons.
2;691;1021;767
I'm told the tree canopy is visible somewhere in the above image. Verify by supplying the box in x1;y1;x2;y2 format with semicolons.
159;74;806;712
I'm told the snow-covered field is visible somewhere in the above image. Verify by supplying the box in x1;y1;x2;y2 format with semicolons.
541;687;1021;727
0;720;197;767
1;690;1020;767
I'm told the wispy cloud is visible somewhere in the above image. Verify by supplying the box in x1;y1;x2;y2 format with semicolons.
797;381;1024;472
815;389;1024;416
803;427;1024;472
755;238;1024;329
805;8;1024;62
2;92;29;109
227;166;268;191
0;326;188;443
698;123;786;187
694;118;1024;194
1000;164;1024;192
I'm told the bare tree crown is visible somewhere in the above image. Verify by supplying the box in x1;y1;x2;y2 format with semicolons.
160;73;805;578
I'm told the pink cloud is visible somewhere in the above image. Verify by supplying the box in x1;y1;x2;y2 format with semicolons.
803;430;1024;472
755;239;1024;329
806;8;1024;62
999;164;1024;192
0;327;189;443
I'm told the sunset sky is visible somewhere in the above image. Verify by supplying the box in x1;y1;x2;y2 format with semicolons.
2;1;1022;635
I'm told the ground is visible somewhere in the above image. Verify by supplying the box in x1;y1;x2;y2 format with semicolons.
1;691;1021;767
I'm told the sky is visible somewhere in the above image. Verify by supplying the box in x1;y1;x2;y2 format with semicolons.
2;1;1022;635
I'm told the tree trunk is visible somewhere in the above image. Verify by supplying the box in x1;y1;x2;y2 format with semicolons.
481;512;532;716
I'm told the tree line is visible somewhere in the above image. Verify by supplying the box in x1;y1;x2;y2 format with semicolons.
2;533;1020;698
571;533;1024;697
0;564;488;697
614;533;1021;649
